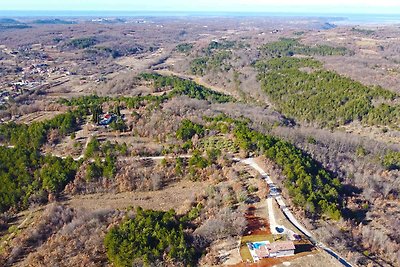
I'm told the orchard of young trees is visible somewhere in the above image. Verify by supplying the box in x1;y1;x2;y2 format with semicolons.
205;115;342;219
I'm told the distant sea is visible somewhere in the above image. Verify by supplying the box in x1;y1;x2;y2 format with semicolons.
331;14;400;25
0;11;399;25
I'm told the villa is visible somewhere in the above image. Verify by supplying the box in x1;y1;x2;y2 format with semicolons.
248;240;295;262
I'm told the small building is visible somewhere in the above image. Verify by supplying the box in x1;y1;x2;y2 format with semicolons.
99;113;116;125
267;241;295;258
248;240;295;262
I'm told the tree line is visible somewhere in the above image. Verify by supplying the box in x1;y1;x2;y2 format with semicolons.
0;110;83;149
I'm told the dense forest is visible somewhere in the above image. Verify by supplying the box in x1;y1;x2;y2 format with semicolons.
0;111;83;149
0;111;85;212
256;56;399;128
259;38;351;57
141;73;234;103
66;37;98;49
0;146;79;212
104;208;197;267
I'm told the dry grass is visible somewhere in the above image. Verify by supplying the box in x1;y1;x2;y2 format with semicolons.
116;49;167;72
355;39;378;47
63;180;208;214
340;122;400;145
17;111;63;124
273;250;343;267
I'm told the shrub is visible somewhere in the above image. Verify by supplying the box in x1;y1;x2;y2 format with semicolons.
176;119;204;141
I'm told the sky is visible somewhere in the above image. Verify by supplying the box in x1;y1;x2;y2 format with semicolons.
1;0;400;14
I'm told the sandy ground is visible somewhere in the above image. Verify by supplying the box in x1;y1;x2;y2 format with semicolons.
274;251;342;267
211;238;243;266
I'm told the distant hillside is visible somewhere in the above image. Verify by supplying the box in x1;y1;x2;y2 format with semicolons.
0;18;31;30
32;19;77;25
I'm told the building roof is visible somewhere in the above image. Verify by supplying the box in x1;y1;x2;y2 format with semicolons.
267;241;295;253
255;245;270;258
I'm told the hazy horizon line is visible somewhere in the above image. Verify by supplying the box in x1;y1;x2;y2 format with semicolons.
0;9;400;15
0;10;400;15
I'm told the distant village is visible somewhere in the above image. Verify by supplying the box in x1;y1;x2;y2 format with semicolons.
0;43;77;122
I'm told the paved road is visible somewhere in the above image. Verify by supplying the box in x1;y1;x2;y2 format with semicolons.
241;158;354;267
267;197;280;234
242;158;274;186
0;143;192;162
123;155;192;161
242;159;314;236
